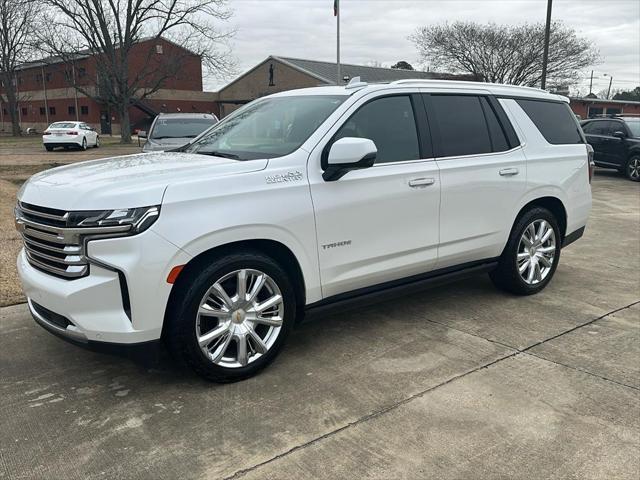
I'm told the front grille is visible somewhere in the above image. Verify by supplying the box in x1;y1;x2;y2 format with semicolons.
16;203;88;279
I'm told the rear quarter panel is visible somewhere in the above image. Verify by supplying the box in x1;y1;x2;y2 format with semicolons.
500;98;592;236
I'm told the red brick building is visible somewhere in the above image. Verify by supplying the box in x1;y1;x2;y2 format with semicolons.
0;37;218;135
569;96;640;119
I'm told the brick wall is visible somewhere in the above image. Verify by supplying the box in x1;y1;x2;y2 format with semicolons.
217;59;327;117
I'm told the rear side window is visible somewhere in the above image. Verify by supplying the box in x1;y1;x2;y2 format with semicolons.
430;95;492;157
516;99;583;144
334;95;420;163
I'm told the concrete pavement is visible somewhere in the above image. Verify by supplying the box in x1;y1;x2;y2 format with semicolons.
1;172;638;480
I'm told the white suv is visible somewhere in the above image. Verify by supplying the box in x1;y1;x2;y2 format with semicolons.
16;80;592;382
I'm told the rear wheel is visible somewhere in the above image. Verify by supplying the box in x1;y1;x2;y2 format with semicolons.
166;251;296;382
490;207;561;295
94;136;100;148
625;155;640;182
44;145;53;152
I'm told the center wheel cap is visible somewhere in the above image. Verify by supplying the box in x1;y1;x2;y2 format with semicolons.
231;309;247;324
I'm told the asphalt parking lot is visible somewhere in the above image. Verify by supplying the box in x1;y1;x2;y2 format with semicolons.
1;172;638;480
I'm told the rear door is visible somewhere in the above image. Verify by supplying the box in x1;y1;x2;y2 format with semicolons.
582;120;618;166
422;92;526;268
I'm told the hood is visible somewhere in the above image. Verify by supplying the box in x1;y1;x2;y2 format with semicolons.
143;137;193;152
19;152;268;210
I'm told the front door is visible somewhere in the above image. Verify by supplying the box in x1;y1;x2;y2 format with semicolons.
100;110;112;135
308;93;441;299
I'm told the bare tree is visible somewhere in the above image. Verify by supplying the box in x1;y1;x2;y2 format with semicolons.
0;0;38;136
39;0;233;143
410;21;599;88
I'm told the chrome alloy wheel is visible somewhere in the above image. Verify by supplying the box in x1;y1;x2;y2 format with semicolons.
517;220;556;285
628;157;640;180
196;269;284;368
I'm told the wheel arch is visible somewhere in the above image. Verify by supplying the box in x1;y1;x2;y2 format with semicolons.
162;239;307;337
516;196;567;240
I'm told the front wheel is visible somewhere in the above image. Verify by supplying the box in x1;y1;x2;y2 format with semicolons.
490;207;561;295
625;155;640;182
80;138;87;150
165;251;296;382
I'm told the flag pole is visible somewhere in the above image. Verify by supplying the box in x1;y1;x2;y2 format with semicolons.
336;0;341;85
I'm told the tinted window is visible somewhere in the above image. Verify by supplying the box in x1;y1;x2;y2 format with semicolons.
334;96;420;163
480;97;509;152
430;95;492;157
582;120;618;136
516;99;583;144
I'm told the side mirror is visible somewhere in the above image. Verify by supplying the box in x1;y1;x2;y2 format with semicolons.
612;131;626;139
138;130;147;139
323;137;377;181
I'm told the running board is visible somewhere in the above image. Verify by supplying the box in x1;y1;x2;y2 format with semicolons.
304;259;498;321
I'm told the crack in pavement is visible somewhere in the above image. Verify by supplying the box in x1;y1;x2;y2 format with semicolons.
222;300;640;480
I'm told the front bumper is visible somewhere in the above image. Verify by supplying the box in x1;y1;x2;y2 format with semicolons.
17;228;192;344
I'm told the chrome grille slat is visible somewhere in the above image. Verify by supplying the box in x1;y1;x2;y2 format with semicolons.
16;204;89;279
22;236;81;254
19;205;68;222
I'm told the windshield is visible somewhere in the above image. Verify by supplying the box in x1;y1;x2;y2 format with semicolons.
185;95;347;160
624;119;640;138
49;122;77;129
150;117;217;140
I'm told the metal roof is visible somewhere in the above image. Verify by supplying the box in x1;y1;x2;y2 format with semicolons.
273;56;477;84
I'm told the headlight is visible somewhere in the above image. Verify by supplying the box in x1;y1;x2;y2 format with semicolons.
68;205;160;234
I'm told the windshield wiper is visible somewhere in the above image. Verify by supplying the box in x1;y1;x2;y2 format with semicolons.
201;151;241;160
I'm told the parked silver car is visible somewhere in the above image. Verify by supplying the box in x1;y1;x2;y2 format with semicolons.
140;113;218;152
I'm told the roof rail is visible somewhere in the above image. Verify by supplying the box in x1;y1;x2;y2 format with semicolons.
391;79;431;85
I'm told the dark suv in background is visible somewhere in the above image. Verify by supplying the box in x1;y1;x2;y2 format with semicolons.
580;116;640;181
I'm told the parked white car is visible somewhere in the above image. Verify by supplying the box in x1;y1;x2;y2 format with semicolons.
42;121;99;151
16;79;592;382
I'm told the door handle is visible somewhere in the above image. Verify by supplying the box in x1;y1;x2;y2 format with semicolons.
408;177;435;188
499;168;519;177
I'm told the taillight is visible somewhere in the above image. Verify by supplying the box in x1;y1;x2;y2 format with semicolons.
67;131;78;135
586;144;595;184
42;131;51;135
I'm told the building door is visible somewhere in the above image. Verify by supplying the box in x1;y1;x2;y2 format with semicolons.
100;110;111;135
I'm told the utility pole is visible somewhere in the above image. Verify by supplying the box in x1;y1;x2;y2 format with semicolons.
589;70;594;95
335;0;341;84
71;63;79;121
540;0;553;90
607;76;613;99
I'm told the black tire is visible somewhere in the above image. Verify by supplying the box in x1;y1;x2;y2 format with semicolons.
624;155;640;182
94;136;100;148
490;207;561;295
165;250;297;382
45;145;53;152
80;138;87;150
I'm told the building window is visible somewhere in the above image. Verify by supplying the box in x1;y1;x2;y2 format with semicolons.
68;105;76;115
39;107;46;115
35;74;43;84
21;107;28;116
78;67;87;78
156;44;163;54
45;72;52;82
80;105;89;115
18;77;23;85
49;106;56;115
2;108;7;115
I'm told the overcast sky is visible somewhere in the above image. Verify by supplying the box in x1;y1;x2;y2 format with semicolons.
208;0;639;95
